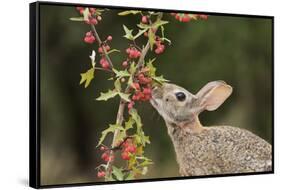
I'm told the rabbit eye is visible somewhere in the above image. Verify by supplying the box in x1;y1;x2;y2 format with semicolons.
175;92;186;101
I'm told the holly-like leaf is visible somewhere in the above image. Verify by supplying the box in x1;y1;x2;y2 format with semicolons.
70;17;84;21
96;89;118;101
152;75;169;84
97;124;124;146
152;19;169;28
80;68;94;88
133;29;148;40
146;59;156;77
114;79;122;91
148;29;156;50
112;166;124;181
129;108;142;128
125;117;135;130
82;8;90;21
129;62;137;74
113;69;131;79
118;10;141;16
124;172;135;180
123;25;134;40
118;92;130;102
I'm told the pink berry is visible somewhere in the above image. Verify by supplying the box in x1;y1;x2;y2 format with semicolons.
182;16;191;22
141;16;148;23
121;151;130;160
127;101;135;110
107;35;112;41
97;171;105;178
122;61;128;67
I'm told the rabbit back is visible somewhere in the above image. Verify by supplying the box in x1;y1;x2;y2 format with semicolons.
167;125;272;176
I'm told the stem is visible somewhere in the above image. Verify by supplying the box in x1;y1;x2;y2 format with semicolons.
104;12;164;180
90;24;114;68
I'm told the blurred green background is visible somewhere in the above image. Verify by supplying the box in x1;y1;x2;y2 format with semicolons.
39;4;273;186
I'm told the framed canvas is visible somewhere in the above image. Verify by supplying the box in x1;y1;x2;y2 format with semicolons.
29;1;274;188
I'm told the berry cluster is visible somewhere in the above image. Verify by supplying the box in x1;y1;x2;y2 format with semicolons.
76;7;102;25
128;70;153;110
84;31;95;44
97;36;113;69
120;139;137;160
155;37;165;54
171;13;208;22
126;47;141;59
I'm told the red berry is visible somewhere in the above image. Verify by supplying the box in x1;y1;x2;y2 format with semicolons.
143;88;152;95
131;82;140;90
141;16;148;23
85;32;91;37
107;35;112;41
90;18;98;25
126;145;137;153
199;14;208;20
122;61;128;67
144;32;148;37
100;146;106;151
121;151;130;160
101;152;109;162
175;14;180;20
89;8;96;14
76;7;84;11
128;101;135;110
126;48;131;54
98;47;103;53
105;45;110;51
84;36;95;44
97;171;106;178
79;9;84;15
182;15;191;22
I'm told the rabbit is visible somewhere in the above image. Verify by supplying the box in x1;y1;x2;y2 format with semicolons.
150;81;272;176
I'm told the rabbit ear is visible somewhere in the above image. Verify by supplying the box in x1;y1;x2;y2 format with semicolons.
195;81;233;111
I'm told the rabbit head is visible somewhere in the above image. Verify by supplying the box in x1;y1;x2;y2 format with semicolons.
150;81;233;126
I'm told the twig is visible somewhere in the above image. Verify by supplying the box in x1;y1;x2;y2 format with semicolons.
90;24;114;68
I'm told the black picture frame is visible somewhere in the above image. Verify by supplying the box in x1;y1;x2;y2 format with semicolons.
30;1;274;188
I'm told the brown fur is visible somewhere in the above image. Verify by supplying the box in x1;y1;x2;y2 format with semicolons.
150;82;272;176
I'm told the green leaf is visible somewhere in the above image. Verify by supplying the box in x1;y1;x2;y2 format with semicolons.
118;92;130;102
123;25;134;40
146;59;156;77
97;124;124;146
96;89;118;101
129;62;137;74
118;10;141;16
148;29;156;50
125;117;135;130
133;29;148;40
113;69;131;79
114;79;122;91
70;17;84;21
112;166;124;181
152;19;169;28
80;68;94;88
152;75;169;84
129;108;142;128
124;172;135;180
82;8;90;21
